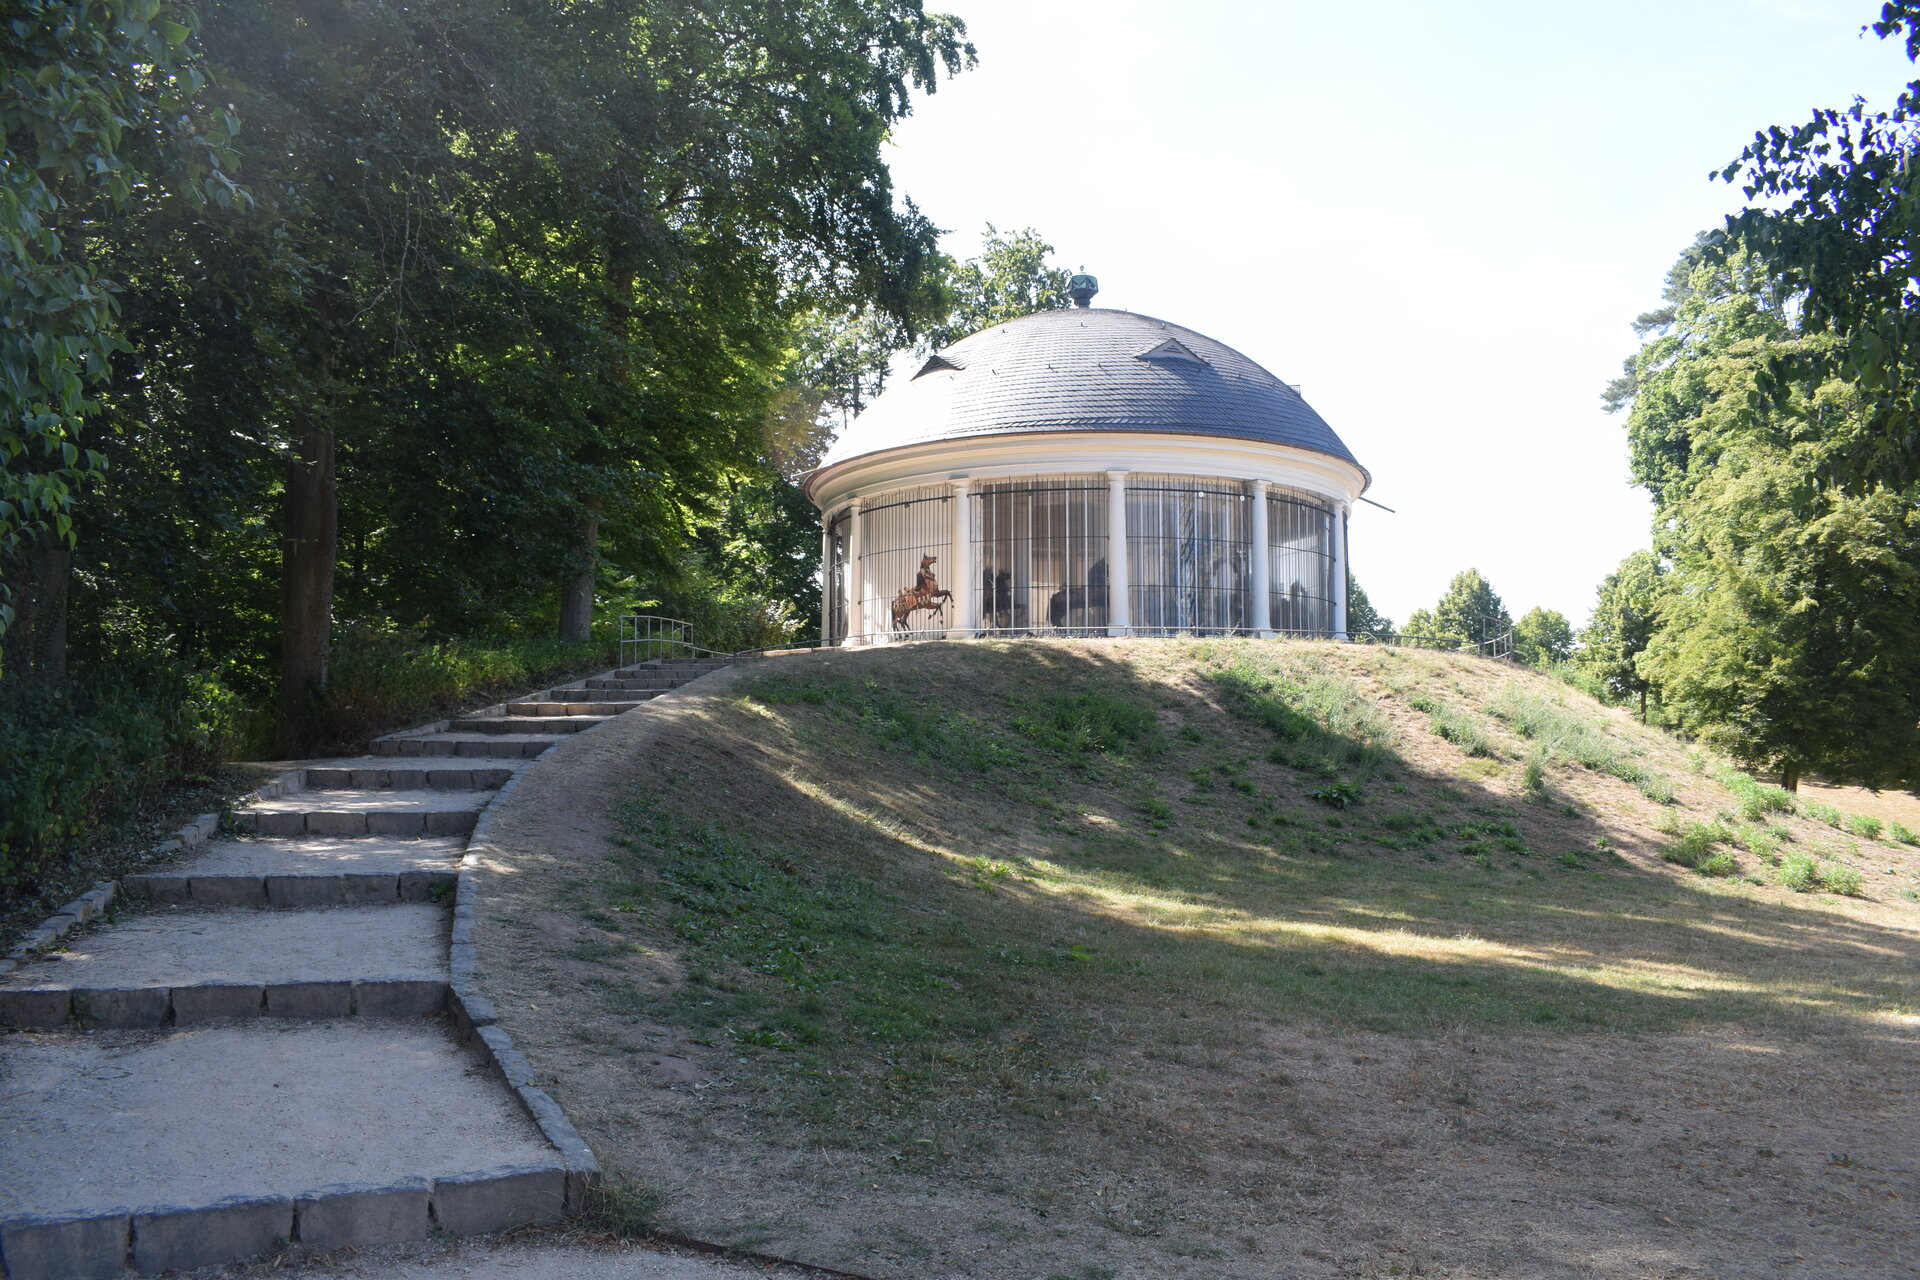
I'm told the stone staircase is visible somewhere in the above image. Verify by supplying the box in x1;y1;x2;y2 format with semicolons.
0;655;729;1279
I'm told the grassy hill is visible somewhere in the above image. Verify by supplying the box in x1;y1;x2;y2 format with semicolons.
473;639;1920;1279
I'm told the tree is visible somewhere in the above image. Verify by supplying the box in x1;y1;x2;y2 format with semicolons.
1513;607;1573;667
1576;551;1663;719
179;0;974;749
1430;570;1513;652
1608;238;1920;786
0;0;239;659
1718;3;1920;492
922;225;1073;349
1345;572;1393;637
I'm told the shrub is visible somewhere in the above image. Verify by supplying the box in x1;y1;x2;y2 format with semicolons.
1663;820;1732;869
1711;767;1798;821
1819;864;1865;897
1802;801;1843;828
1737;825;1786;859
1777;852;1820;892
1697;851;1740;877
1889;821;1918;845
1;660;239;899
1843;814;1885;841
1309;781;1363;810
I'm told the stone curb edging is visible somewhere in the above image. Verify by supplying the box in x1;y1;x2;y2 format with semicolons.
0;977;448;1031
0;1164;572;1280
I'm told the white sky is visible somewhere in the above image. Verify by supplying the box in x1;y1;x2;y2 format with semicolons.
876;0;1915;627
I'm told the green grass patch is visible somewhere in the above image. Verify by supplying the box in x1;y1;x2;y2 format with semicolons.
1487;690;1677;803
1711;767;1798;822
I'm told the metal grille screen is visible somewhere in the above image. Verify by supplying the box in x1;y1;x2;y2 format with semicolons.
972;476;1109;635
857;485;954;638
1127;475;1251;634
1268;491;1335;635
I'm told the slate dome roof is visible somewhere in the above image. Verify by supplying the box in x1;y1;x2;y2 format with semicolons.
813;308;1366;484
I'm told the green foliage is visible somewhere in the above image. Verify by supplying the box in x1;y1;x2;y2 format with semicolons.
1015;693;1161;760
1889;820;1918;845
1802;800;1844;827
1574;550;1664;714
1844;813;1885;841
1426;703;1498;758
1609;236;1920;789
1513;607;1574;667
0;659;238;892
1776;851;1820;892
1309;781;1363;810
1207;654;1395;780
1430;569;1513;652
922;225;1073;350
298;627;616;753
1775;851;1862;896
0;0;240;635
1712;767;1799;822
1487;690;1676;803
1663;819;1734;868
1719;5;1920;493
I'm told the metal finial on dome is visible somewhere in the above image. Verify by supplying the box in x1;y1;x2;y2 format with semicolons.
1068;272;1099;308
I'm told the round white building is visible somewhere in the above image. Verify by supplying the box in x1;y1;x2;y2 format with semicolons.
805;292;1369;645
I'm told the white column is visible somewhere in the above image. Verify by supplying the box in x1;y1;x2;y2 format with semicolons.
1332;501;1350;641
1249;480;1272;637
1106;469;1131;636
845;498;865;643
949;477;975;635
820;516;833;644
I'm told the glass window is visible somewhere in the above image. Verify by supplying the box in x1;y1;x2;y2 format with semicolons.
1128;476;1251;635
972;476;1110;636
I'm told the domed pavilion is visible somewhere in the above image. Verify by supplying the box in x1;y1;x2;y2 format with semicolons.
804;280;1370;645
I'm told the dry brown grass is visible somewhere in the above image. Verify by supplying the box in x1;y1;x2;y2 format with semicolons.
470;640;1920;1280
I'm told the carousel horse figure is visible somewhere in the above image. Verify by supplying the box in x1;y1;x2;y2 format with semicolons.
891;554;953;632
1047;558;1110;628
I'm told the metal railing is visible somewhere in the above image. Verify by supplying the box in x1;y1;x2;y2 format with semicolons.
618;615;737;667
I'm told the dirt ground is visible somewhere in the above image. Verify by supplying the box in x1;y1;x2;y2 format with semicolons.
469;653;1920;1280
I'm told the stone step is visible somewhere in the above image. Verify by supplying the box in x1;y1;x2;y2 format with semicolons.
504;700;640;716
447;715;608;736
300;764;514;791
0;1021;562;1277
584;676;680;691
373;733;560;759
121;837;464;908
539;687;661;703
235;789;492;838
0;904;449;1029
612;662;730;679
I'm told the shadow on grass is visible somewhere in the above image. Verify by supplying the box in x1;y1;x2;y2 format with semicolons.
580;641;1918;1098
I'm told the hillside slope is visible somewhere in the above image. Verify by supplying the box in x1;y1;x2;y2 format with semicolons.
472;639;1920;1280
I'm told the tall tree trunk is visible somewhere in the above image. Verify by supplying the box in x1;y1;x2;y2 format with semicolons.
1637;687;1647;722
1781;762;1800;793
557;504;599;643
277;406;337;756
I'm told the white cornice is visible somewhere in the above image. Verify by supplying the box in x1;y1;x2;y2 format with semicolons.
807;431;1366;511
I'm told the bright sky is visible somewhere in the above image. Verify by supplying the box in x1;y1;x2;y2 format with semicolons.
878;0;1916;628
